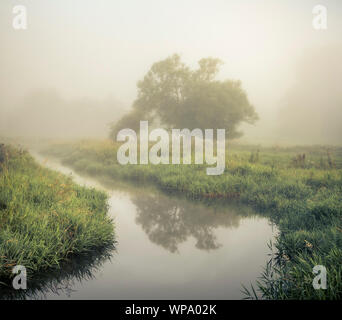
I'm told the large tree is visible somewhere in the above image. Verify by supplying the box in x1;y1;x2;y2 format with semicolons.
110;54;258;139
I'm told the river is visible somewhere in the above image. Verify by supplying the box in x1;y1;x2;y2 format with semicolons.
6;154;277;299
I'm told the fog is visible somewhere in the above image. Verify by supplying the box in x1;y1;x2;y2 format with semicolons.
1;0;341;144
1;89;125;139
275;44;342;145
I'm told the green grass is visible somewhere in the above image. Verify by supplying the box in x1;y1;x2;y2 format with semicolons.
0;144;114;287
41;140;342;299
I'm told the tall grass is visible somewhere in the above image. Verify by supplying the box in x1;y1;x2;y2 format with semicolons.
42;140;342;299
0;144;114;287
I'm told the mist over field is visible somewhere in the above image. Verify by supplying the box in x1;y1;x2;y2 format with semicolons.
1;89;125;138
0;0;341;144
1;0;342;301
275;44;342;145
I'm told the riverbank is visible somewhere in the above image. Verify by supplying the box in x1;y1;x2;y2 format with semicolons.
42;140;342;299
0;144;114;287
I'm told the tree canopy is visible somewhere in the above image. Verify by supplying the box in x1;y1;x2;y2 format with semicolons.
110;54;258;139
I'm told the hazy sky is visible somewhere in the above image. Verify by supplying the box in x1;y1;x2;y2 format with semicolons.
1;0;341;141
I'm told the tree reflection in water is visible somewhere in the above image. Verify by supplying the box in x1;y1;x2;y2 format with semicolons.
0;179;262;299
132;191;257;253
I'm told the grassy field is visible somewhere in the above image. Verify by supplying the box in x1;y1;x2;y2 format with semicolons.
41;139;342;299
0;144;114;288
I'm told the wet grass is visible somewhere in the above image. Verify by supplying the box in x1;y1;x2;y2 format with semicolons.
0;144;114;288
42;140;342;299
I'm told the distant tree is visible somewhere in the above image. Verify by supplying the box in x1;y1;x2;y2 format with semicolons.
110;54;258;139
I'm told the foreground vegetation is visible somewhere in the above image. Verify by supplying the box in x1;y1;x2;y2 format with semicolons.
0;144;114;288
42;140;342;299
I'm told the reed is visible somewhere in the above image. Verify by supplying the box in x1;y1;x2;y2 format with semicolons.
0;145;114;286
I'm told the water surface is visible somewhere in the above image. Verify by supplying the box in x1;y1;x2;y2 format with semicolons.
4;155;276;299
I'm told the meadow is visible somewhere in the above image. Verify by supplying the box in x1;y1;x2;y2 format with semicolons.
0;144;114;289
42;139;342;299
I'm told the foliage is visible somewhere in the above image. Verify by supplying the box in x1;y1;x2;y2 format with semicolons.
110;54;258;139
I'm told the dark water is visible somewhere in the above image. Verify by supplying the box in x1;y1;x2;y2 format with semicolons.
1;155;276;300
